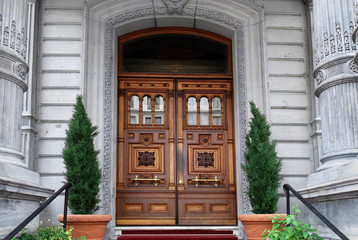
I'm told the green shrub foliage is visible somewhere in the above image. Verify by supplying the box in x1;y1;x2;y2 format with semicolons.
63;95;101;214
243;101;282;214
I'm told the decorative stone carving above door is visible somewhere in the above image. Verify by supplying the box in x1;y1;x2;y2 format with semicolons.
161;0;189;13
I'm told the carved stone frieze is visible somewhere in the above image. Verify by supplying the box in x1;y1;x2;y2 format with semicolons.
314;1;357;66
197;152;214;168
161;0;189;13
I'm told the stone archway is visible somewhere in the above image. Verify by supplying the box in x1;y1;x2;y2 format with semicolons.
83;0;264;236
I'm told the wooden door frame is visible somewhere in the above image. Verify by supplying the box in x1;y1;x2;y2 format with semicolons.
116;27;235;226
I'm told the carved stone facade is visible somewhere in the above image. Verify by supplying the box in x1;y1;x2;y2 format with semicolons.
1;0;358;239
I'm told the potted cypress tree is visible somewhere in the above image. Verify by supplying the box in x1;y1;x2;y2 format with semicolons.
238;101;284;240
57;95;111;240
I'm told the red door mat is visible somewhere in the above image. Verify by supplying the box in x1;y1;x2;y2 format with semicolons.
117;230;238;240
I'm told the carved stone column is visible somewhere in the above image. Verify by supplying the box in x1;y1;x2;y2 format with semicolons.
0;1;52;238
300;0;358;238
0;0;29;166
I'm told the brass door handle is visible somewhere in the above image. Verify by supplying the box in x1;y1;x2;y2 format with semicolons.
191;176;223;187
130;175;163;186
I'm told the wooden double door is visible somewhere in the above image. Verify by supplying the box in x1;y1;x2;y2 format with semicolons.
116;77;236;225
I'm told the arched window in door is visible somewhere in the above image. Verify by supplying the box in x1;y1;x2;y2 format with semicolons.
200;97;209;126
142;95;152;125
212;97;222;126
188;97;197;125
130;95;139;124
155;95;164;125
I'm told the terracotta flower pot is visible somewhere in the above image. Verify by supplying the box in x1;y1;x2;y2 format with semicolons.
57;214;112;240
239;214;286;240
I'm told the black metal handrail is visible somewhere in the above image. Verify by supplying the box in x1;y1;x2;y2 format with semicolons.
283;184;349;240
4;182;72;240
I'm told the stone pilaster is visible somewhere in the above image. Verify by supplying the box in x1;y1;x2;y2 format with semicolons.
304;0;323;170
300;0;358;239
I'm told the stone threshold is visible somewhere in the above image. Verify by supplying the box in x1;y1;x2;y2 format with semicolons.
114;226;240;237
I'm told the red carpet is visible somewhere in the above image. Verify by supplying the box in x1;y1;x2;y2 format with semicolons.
118;230;238;240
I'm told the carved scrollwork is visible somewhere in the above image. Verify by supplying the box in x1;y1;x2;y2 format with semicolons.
138;151;155;166
197;152;214;168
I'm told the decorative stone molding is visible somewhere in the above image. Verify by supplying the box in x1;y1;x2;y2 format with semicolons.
161;0;189;13
313;55;358;96
0;50;29;90
102;5;251;215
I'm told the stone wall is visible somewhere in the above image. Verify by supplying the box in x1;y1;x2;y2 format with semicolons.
35;0;85;222
264;0;313;211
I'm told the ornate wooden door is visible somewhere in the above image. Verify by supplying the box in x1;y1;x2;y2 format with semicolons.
176;79;236;225
116;77;236;226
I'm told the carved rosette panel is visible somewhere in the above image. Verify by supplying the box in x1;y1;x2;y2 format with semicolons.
129;144;164;173
138;151;155;166
197;152;214;167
